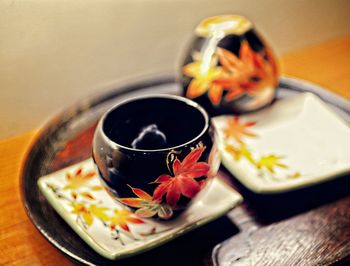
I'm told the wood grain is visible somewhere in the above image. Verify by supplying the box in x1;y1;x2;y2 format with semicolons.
223;201;350;265
215;171;350;266
0;131;74;266
1;36;350;265
281;35;350;100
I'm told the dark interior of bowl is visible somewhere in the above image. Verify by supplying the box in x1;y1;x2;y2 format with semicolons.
103;97;206;150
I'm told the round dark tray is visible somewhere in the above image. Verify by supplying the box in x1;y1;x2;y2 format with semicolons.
21;76;350;265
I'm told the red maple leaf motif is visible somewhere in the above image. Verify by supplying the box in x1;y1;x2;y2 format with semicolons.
152;146;210;207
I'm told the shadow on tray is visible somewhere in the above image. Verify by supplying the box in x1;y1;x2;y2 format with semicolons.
70;215;239;266
221;167;350;224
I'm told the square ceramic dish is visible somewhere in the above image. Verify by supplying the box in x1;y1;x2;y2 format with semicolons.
213;92;350;193
37;159;242;260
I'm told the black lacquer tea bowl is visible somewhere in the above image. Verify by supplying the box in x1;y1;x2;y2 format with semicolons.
93;95;220;220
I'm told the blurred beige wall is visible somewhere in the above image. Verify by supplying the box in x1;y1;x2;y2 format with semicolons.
1;0;350;139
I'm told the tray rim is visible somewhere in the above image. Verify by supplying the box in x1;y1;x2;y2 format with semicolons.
20;76;176;265
20;75;350;265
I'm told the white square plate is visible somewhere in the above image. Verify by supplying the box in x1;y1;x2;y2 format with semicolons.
38;159;242;260
213;92;350;193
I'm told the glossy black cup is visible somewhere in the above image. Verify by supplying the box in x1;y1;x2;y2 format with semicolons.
179;15;279;115
92;95;220;220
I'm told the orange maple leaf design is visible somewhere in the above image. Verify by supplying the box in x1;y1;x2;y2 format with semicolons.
117;186;173;219
63;167;95;190
109;209;144;232
182;41;278;105
223;116;256;143
152;146;210;207
182;57;226;105
214;41;278;101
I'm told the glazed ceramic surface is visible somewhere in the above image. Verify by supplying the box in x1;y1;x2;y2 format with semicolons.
92;95;220;220
22;76;350;265
37;159;242;260
179;15;279;115
213;92;350;193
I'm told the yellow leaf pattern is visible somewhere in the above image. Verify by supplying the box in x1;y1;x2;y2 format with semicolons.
89;205;110;221
223;117;300;180
225;143;255;164
46;167;157;244
71;203;94;226
63;167;95;190
91;185;104;191
256;155;287;173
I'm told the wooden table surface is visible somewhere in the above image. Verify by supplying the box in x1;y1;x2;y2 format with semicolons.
1;36;350;266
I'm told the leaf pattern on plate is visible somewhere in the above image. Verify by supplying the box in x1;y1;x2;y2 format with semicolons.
256;155;287;174
47;166;156;245
222;116;301;181
223;116;256;143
